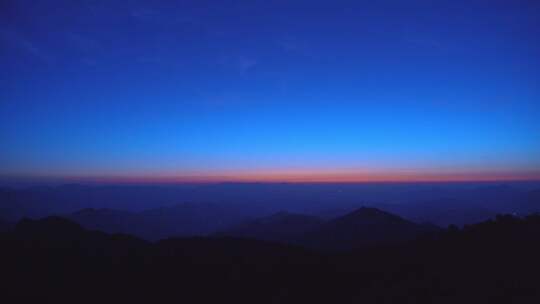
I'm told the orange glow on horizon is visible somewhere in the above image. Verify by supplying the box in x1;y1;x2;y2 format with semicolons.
36;168;540;184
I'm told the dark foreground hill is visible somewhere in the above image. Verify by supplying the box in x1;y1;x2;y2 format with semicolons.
2;214;540;303
0;218;12;232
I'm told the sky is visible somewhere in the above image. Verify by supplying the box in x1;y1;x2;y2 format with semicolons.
1;0;539;183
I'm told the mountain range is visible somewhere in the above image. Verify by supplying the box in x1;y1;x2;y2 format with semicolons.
2;183;539;226
219;207;439;251
68;202;259;240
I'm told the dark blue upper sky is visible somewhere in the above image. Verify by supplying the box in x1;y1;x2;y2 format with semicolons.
1;0;539;182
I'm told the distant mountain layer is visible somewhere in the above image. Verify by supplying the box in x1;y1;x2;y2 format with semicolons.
217;211;325;243
70;206;435;248
301;207;439;251
68;202;260;240
219;207;439;251
2;183;540;241
2;183;539;227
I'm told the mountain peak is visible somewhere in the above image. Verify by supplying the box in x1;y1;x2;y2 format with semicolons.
302;207;431;251
338;207;406;223
15;216;85;239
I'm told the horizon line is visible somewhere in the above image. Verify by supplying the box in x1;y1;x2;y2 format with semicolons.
2;170;540;185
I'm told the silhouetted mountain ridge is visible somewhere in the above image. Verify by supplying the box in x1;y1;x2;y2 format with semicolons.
302;207;438;251
219;207;438;251
65;202;262;240
3;183;540;228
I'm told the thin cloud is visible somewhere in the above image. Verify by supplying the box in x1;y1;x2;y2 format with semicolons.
0;28;52;63
237;56;258;74
218;54;258;75
277;35;315;58
66;32;103;53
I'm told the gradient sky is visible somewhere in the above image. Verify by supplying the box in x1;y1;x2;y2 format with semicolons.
1;0;539;183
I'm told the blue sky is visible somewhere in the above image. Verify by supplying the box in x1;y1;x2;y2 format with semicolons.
1;0;539;182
